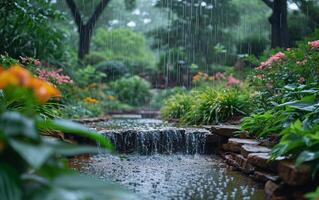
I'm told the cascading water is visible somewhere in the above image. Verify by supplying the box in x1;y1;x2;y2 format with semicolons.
100;128;210;155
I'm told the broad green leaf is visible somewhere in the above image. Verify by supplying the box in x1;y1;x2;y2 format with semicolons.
0;112;38;139
36;119;113;150
295;151;319;166
9;140;53;169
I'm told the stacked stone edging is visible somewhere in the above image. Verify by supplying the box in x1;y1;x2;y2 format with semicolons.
209;125;318;200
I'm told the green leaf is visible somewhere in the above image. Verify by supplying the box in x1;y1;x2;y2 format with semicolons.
36;119;113;150
295;151;319;166
0;112;38;139
9;140;53;169
0;165;22;200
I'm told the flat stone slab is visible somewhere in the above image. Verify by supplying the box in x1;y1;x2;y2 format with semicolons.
253;171;280;183
223;138;260;153
240;144;271;157
278;161;311;186
211;125;241;137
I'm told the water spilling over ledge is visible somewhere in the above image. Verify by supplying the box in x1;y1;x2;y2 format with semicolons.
100;128;213;155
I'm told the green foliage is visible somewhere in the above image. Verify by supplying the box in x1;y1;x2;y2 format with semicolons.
83;52;108;66
182;88;250;125
95;60;129;81
0;0;68;62
109;76;152;106
306;187;319;200
160;93;194;121
161;87;250;125
74;65;106;87
271;121;319;177
150;87;187;109
92;28;156;73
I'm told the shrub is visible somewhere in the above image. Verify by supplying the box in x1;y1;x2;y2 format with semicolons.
95;60;128;81
74;65;106;87
160;93;194;121
109;76;152;106
150;87;187;109
181;88;250;125
83;52;108;66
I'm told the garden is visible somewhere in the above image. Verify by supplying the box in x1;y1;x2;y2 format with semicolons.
1;0;319;199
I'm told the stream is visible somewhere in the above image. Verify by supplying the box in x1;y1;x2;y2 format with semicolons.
71;118;264;200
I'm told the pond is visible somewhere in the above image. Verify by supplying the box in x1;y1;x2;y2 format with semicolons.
71;118;264;200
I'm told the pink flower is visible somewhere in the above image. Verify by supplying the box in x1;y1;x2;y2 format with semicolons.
308;40;319;49
266;82;273;89
256;52;285;70
214;72;226;80
298;77;305;84
255;74;264;79
296;60;307;65
33;59;41;66
37;68;73;85
226;76;241;86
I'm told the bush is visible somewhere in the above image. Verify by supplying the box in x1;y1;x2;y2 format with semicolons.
150;87;187;109
236;35;269;57
83;52;108;66
95;60;128;81
74;65;106;87
109;76;152;106
181;88;250;125
160;93;194;121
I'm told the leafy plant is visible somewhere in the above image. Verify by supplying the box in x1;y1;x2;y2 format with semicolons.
74;65;106;87
181;88;250;125
109;76;152;106
160;92;194;121
271;121;319;178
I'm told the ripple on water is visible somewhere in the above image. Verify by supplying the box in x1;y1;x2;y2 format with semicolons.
72;154;264;200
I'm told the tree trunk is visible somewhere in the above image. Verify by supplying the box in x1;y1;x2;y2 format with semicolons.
78;25;92;59
269;0;288;48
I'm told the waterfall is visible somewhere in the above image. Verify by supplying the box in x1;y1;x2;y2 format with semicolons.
100;128;211;155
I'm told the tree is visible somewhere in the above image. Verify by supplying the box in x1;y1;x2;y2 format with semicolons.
261;0;289;48
65;0;136;60
65;0;111;59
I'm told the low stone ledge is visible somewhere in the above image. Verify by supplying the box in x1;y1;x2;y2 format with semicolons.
253;171;280;183
240;144;271;157
223;138;260;153
210;125;241;137
278;161;311;186
247;153;278;172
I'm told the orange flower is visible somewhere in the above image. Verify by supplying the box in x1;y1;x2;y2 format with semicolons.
0;71;19;89
7;64;33;87
84;97;99;104
106;95;116;101
31;78;61;104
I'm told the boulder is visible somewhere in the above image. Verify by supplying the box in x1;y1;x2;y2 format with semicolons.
277;161;311;186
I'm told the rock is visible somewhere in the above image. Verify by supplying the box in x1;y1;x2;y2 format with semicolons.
264;181;286;200
277;161;311;186
211;125;241;137
224;154;240;169
253;171;280;183
223;138;260;153
240;144;271;157
234;154;255;174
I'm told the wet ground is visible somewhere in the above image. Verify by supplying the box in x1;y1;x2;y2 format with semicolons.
71;154;264;200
